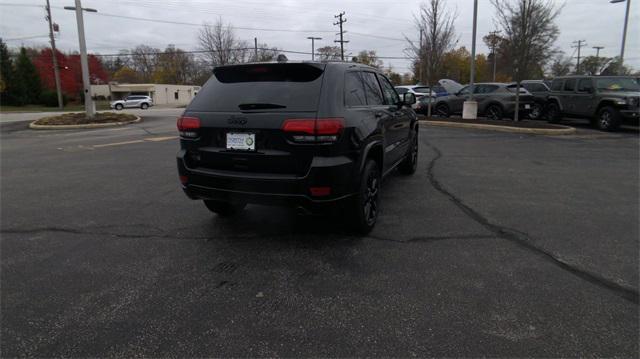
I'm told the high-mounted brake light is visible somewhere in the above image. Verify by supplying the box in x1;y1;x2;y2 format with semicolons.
177;116;200;138
281;118;344;142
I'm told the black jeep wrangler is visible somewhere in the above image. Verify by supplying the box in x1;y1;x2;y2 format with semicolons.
546;76;640;131
176;61;418;234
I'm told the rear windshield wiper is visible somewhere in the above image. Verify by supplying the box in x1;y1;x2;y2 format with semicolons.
238;103;287;110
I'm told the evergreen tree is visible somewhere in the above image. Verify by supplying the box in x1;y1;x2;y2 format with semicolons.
14;47;42;105
0;38;14;105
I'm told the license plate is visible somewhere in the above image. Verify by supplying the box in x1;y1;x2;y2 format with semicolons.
226;132;255;151
525;104;531;109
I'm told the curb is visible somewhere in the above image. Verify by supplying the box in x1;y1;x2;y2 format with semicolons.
420;120;576;136
29;115;142;130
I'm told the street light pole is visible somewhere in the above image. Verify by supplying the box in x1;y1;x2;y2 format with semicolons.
307;37;322;61
463;0;478;120
65;0;97;118
610;0;631;74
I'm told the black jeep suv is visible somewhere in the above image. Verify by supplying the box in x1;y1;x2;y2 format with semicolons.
546;76;640;131
176;62;418;233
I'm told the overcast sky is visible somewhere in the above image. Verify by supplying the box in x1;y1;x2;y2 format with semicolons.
1;0;638;75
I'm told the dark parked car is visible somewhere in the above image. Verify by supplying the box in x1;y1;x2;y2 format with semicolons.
176;61;419;234
433;83;535;121
521;80;550;120
546;76;640;131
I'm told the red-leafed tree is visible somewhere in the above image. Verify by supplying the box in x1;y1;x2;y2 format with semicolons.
34;50;109;100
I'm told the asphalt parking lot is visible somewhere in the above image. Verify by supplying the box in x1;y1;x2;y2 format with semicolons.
1;113;638;357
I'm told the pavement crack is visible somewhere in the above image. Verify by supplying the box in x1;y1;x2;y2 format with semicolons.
368;234;494;243
423;139;639;304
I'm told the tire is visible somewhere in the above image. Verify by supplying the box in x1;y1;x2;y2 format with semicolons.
347;159;381;235
529;102;544;120
398;130;418;175
485;104;503;121
596;106;621;131
115;103;123;110
203;200;246;217
140;103;149;109
546;102;561;123
435;103;450;118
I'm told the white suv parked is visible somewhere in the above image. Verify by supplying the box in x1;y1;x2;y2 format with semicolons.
110;95;153;110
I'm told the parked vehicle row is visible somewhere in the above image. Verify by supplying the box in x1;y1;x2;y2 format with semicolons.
405;76;639;131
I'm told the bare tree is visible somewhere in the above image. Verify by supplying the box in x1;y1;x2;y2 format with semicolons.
131;45;159;82
491;0;562;81
251;44;280;62
198;20;247;67
405;0;458;85
316;46;341;61
356;50;383;68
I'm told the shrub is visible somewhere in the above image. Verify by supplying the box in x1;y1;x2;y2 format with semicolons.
40;90;67;107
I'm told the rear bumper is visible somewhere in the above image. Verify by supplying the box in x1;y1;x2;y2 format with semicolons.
176;150;358;213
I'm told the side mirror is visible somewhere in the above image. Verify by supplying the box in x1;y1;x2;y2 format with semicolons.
403;92;416;106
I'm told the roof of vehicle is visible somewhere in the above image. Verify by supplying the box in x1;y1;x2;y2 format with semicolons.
552;75;635;79
213;60;382;72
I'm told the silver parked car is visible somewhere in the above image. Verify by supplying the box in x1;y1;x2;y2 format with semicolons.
110;95;153;110
433;82;535;121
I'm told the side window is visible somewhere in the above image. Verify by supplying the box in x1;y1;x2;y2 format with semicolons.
563;78;576;92
377;74;400;105
344;72;366;107
577;78;593;92
362;72;384;106
395;87;408;95
551;79;563;91
459;86;471;95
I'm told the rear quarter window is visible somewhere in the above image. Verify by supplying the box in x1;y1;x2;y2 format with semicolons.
188;63;325;112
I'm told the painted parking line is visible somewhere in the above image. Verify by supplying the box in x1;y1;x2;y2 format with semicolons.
92;140;145;148
57;135;178;152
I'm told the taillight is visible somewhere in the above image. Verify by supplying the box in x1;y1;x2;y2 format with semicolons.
177;116;200;138
281;118;344;142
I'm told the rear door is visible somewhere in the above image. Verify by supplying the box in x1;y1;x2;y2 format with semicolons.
125;96;141;108
574;78;596;117
182;63;326;177
378;73;411;160
562;78;578;115
361;71;403;171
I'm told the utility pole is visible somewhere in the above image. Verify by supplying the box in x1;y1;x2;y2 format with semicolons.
593;46;604;75
419;29;424;84
254;37;258;61
64;1;97;118
572;40;587;74
488;30;501;82
45;0;63;109
333;12;348;61
307;37;322;61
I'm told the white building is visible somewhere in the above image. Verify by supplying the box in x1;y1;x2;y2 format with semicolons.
91;83;201;106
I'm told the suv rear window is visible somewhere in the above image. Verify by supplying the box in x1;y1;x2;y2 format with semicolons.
189;63;325;112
